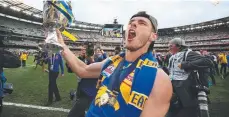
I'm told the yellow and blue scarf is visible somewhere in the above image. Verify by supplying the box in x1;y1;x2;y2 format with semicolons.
48;0;78;41
87;52;159;117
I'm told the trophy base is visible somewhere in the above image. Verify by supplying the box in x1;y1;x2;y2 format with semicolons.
38;43;63;54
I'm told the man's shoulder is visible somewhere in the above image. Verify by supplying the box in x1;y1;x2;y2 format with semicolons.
147;68;172;105
151;69;172;95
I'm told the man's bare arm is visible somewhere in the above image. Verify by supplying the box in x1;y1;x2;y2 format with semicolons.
140;69;172;117
61;46;107;78
57;30;106;78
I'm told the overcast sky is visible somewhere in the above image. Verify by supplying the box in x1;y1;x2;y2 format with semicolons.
21;0;229;29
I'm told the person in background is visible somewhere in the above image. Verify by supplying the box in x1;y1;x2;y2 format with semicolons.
223;52;229;79
156;53;163;67
203;51;216;85
114;46;121;55
68;47;98;117
41;50;49;72
165;52;172;66
46;52;64;106
226;52;229;69
0;48;21;113
0;69;5;113
211;52;219;75
20;51;28;67
152;50;156;58
218;52;227;79
93;47;107;62
76;47;87;87
168;38;213;117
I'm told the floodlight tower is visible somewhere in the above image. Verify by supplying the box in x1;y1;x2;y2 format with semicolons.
113;19;118;24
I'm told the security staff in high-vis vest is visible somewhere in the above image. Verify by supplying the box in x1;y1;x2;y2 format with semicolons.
57;11;172;117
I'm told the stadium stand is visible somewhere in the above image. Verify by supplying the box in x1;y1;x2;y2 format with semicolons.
0;0;229;55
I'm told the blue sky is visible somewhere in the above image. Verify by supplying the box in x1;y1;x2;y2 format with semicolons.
21;0;229;29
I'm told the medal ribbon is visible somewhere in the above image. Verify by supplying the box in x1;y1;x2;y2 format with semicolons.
51;53;56;66
108;54;142;93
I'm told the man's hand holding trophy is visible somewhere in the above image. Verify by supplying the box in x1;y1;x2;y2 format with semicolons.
40;0;76;56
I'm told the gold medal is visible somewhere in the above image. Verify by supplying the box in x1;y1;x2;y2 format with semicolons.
100;93;109;106
108;96;117;106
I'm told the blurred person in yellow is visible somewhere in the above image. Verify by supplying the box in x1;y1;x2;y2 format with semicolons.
218;52;227;79
20;51;28;67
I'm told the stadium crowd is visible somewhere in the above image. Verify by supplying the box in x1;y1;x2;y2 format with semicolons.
0;6;229;117
157;27;229;42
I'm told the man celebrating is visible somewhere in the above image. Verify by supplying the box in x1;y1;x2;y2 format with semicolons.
58;11;172;117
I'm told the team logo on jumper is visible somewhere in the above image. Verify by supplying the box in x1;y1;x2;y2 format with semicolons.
95;86;120;111
103;65;115;77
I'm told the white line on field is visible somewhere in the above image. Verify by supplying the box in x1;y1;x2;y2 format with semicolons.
4;65;36;69
3;102;70;113
21;64;36;67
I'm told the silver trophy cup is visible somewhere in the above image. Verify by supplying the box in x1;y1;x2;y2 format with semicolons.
41;0;70;54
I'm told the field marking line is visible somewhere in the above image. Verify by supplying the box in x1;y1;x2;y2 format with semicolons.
3;64;36;69
3;102;70;113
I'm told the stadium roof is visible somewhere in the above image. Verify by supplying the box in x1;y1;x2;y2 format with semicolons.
0;0;103;30
158;16;229;34
172;16;229;31
0;0;228;32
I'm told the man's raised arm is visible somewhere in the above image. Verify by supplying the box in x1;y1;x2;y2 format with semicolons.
57;30;106;78
140;69;172;117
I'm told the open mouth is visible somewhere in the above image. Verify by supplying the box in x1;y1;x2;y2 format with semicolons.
128;29;136;40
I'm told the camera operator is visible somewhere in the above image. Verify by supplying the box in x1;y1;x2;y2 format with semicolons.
34;50;48;72
0;48;20;112
167;38;214;117
68;46;99;117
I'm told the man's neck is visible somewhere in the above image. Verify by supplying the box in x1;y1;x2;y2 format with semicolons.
125;49;147;62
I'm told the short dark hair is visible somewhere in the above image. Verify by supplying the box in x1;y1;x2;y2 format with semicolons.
130;11;158;33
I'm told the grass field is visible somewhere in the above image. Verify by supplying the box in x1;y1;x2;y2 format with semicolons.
2;56;229;117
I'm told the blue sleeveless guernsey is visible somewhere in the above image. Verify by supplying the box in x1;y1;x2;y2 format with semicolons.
86;52;158;117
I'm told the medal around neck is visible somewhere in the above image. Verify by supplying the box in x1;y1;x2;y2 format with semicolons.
100;93;109;106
